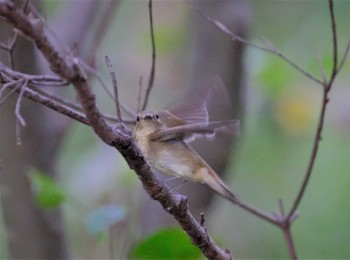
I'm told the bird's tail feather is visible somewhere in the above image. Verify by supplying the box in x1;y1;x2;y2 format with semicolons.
204;168;238;204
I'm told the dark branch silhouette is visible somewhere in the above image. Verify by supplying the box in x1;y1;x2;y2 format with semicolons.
0;1;232;258
0;0;348;259
189;0;347;259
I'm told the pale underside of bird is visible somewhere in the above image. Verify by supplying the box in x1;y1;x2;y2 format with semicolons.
133;86;240;203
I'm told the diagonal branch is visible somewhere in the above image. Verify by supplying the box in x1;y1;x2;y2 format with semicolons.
188;0;324;86
0;1;232;258
336;40;350;74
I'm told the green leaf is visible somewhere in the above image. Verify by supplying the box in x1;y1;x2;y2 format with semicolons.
129;228;201;259
28;168;66;209
85;204;126;239
141;26;186;54
257;58;293;97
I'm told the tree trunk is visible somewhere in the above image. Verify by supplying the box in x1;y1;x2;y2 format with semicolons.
0;30;69;259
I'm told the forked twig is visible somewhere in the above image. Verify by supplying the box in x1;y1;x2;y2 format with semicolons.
190;0;347;259
0;3;231;257
287;0;340;221
188;0;324;86
0;79;22;103
15;79;28;127
315;48;327;83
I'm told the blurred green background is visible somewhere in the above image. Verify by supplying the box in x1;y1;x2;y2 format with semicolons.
1;0;349;259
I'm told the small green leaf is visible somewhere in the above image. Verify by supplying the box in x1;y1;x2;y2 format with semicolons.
141;26;186;54
129;228;201;259
257;58;293;97
85;204;126;239
28;168;65;209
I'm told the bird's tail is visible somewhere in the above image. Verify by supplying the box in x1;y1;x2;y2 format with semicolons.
203;167;238;204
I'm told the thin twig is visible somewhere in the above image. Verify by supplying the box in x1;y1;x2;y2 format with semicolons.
0;42;9;50
328;0;338;82
105;55;122;121
281;226;298;260
315;48;327;83
336;40;350;74
0;76;90;124
278;198;285;218
188;1;324;86
78;58;137;118
0;63;67;83
287;0;338;220
87;0;119;69
0;4;231;257
0;79;22;104
0;73;134;124
277;200;298;259
137;76;143;113
233;197;279;226
15;79;28;127
142;0;156;110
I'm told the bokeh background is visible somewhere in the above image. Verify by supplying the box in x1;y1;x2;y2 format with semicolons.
0;0;349;258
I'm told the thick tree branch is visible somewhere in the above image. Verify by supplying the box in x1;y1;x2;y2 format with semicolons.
0;1;231;258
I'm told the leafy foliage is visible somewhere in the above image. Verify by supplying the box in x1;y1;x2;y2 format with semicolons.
28;168;66;209
129;228;201;259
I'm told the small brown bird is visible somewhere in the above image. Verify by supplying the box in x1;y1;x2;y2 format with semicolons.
133;98;239;203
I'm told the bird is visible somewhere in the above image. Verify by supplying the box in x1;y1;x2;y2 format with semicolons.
133;98;239;203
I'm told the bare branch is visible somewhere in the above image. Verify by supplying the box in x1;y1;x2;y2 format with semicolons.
105;55;122;120
137;76;143;113
281;224;298;260
0;2;232;258
77;58;137;118
328;0;338;82
287;0;339;220
188;1;324;86
0;79;22;102
15;79;28;126
86;0;119;68
315;47;327;83
142;0;156;110
0;41;9;50
336;39;350;74
0;69;135;124
0;80;90;125
190;0;347;258
233;197;279;226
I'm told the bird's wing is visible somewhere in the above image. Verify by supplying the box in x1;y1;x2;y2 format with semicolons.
149;120;239;142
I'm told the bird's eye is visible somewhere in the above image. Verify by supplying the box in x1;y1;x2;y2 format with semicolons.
155;114;159;119
136;116;140;122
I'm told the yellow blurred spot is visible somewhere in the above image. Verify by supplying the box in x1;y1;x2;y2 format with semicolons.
275;95;312;135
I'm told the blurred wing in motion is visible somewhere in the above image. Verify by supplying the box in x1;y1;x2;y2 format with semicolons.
159;96;209;127
155;78;239;142
150;120;240;142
